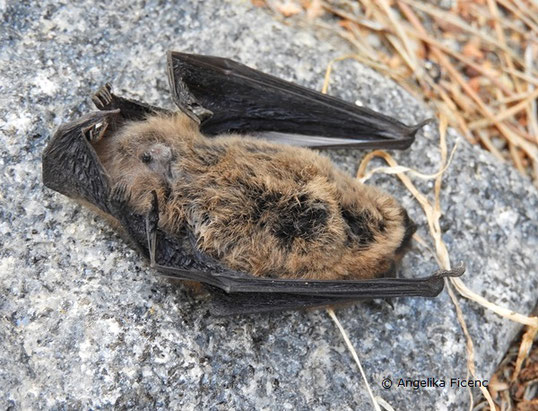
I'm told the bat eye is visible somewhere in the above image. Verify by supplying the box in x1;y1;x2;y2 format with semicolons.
141;153;152;163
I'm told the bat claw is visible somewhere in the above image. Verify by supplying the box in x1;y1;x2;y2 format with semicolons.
382;299;395;310
108;182;130;211
92;83;114;110
409;117;434;136
81;118;109;143
190;103;213;123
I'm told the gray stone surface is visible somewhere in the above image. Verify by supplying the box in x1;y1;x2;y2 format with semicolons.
1;0;536;409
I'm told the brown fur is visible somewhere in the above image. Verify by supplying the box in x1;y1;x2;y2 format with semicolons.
93;113;413;280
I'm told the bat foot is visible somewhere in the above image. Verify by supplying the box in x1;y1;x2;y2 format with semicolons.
108;182;130;212
81;118;109;143
92;83;114;110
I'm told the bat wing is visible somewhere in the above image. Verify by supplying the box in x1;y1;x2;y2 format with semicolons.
43;110;116;213
167;51;430;149
156;259;464;315
143;195;465;315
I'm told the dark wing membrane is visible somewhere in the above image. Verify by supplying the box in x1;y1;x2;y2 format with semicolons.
158;263;464;316
42;111;115;213
167;51;430;149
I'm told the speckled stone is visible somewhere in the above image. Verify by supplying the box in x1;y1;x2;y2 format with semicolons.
1;1;536;409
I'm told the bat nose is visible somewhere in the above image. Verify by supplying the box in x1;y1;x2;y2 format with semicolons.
149;143;172;160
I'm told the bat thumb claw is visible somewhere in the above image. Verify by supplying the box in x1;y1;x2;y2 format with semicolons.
409;117;434;137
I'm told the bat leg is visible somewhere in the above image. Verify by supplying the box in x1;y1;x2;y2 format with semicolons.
380;263;396;309
91;83;170;121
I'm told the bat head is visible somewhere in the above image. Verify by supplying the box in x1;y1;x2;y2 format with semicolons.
88;113;204;215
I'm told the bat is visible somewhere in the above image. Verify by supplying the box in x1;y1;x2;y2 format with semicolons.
42;51;464;315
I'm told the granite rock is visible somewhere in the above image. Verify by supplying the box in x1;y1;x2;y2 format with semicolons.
0;0;536;409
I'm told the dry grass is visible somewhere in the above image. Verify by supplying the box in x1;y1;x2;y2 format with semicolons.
355;115;537;411
257;0;538;185
254;1;538;408
487;315;538;411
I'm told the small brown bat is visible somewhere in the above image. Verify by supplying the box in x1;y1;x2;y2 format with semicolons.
42;52;464;315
